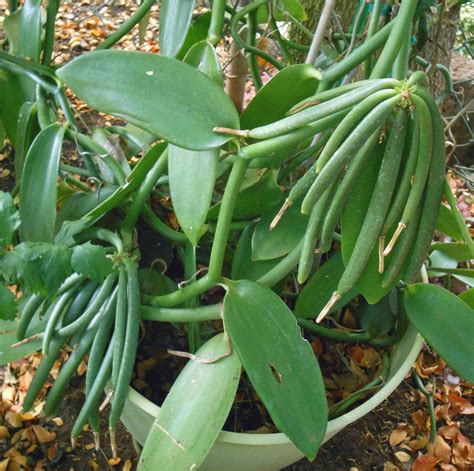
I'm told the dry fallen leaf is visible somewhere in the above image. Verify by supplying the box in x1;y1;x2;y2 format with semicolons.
88;460;100;471
412;454;439;471
123;460;133;471
51;417;64;426
109;457;122;466
390;427;408;446
32;425;56;444
0;458;8;471
383;461;399;471
394;450;411;463
0;426;9;439
5;411;22;428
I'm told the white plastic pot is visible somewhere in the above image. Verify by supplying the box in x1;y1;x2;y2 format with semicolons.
121;324;423;471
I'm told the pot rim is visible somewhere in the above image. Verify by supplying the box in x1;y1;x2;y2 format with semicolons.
125;325;424;447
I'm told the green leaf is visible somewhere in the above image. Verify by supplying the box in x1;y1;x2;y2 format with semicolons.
169;146;219;246
0;284;17;321
18;0;43;62
0;118;5;151
209;169;283;221
20;123;66;242
3;8;22;55
295;253;358;319
138;333;241;471
436;204;463;241
274;0;307;21
0;70;34;146
404;283;474;382
357;292;397;337
241;64;320;130
57;51;238;151
223;280;328;459
459;288;474;309
0;319;41;365
0;191;20;249
175;11;212;60
252;200;308;261
430;243;473;262
183;40;223;86
159;0;195;57
71;243;113;283
14;242;73;297
138;268;177;296
231;223;282;281
15;101;40;179
341;141;395;304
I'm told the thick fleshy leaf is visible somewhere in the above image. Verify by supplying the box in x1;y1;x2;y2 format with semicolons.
175;11;212;60
138;333;241;471
404;283;474;382
0;284;17;321
159;0;195;57
430;243;473;262
252;201;308;261
71;243;113;282
15;101;39;178
223;280;328;459
0;70;34;146
169;146;219;246
274;0;307;21
209;169;283;221
0;319;41;365
341;142;397;304
3;8;21;55
241;64;320;130
0;191;20;249
231;223;282;281
295;253;358;319
459;288;474;309
436;204;463;241
138;268;177;296
57;50;239;150
357;291;397;337
183;40;223;86
19;0;43;62
20;123;66;242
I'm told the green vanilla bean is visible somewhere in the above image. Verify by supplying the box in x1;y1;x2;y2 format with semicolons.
370;0;418;79
364;0;384;78
141;304;223;322
96;0;156;50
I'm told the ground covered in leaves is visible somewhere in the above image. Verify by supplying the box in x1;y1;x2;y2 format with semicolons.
0;1;473;470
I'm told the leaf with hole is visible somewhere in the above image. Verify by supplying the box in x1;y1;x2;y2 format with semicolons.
138;333;241;471
404;283;474;383
223;280;327;459
57;51;239;150
20;123;66;242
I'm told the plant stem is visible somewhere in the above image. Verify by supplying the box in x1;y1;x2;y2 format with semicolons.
412;368;437;443
141;304;222;322
42;0;60;65
444;179;474;257
364;0;384;78
247;8;263;90
208;0;227;45
8;0;18;13
370;0;417;79
96;0;156;50
305;0;336;65
268;13;293;64
120;149;168;249
392;23;412;80
208;158;250;281
142;205;188;243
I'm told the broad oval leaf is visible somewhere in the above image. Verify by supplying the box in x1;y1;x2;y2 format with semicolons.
169;146;219;246
19;0;43;62
252;200;308;261
459;288;474;309
57;50;239;150
295;253;358;319
183;40;223;87
175;11;212;60
159;0;195;57
430;242;473;262
404;283;474;383
15;101;39;178
223;280;328;459
20;123;66;242
241;64;321;130
436;204;463;241
138;333;241;471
